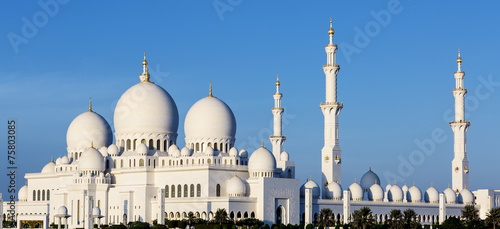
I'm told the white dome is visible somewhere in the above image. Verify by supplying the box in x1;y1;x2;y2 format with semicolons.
92;207;101;217
226;176;246;197
348;181;363;201
385;184;392;192
184;96;236;141
18;185;28;201
248;147;276;176
239;148;248;158
408;185;422;203
325;182;343;200
369;183;384;202
229;147;238;157
181;147;192;157
114;82;179;135
61;156;70;164
99;146;108;157
300;179;320;199
281;151;289;161
360;168;380;191
424;185;439;203
204;146;215;156
171;148;181;158
137;143;148;155
57;206;68;215
444;187;457;204
78;147;104;171
108;144;119;156
55;157;61;165
66;111;112;152
389;184;403;202
41;161;55;174
402;184;409;193
459;188;474;205
168;144;179;154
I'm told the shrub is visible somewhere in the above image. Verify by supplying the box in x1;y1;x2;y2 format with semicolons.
178;221;186;229
305;224;313;229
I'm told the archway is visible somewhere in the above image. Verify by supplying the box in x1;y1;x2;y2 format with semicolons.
276;205;286;225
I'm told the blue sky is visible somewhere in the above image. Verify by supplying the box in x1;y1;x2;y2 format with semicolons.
1;1;500;196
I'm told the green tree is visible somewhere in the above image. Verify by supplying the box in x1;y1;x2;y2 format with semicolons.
317;208;335;227
187;212;196;226
462;205;479;221
215;208;228;226
440;216;465;229
486;207;500;229
388;209;404;229
351;207;374;229
403;209;420;229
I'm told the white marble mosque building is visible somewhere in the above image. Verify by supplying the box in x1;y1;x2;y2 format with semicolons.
1;20;499;229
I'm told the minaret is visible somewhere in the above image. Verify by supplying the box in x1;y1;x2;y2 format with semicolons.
450;49;470;192
270;73;286;162
321;18;343;195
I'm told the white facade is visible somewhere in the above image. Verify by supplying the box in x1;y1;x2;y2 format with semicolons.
2;20;499;228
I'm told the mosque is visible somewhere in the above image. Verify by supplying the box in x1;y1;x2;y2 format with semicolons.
1;20;499;229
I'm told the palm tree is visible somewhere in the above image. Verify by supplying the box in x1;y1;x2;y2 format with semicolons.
187;211;196;226
317;208;335;227
486;207;500;229
461;204;479;221
403;209;419;229
351;207;374;229
214;208;228;226
388;209;404;229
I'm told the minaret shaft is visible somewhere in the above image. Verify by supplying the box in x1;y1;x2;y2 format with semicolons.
270;75;285;162
451;51;469;192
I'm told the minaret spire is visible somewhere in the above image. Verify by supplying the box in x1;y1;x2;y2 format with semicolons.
450;49;469;192
321;18;343;196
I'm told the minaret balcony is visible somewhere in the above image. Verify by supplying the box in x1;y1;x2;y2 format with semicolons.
452;88;467;92
449;120;470;125
320;102;343;106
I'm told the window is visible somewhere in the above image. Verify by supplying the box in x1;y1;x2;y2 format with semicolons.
157;140;161;150
33;190;36;201
184;184;188;197
121;160;123;168
196;143;199;152
165;185;169;198
171;185;175;197
216;184;221;197
114;160;116;168
127;139;131;150
177;185;181;197
106;160;110;169
139;159;144;167
149;139;154;149
197;184;201;197
190;184;194;197
47;190;50;200
37;190;40;201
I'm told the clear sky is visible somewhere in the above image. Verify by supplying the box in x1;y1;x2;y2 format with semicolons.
1;1;500;196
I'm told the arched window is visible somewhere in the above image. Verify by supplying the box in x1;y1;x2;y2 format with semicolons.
114;160;116;169
33;190;36;201
106;160;110;169
47;190;50;200
139;159;144;167
162;160;165;166
157;140;161;150
184;184;188;197
220;143;224;152
180;160;183;165
207;159;211;164
149;139;154;149
164;140;167;151
196;143;199;152
208;142;212;147
216;184;221;197
127;139;131;150
197;184;201;197
141;139;146;144
171;185;175;197
236;160;239;165
251;212;255;218
121;160;123;168
190;184;195;197
165;185;169;198
177;185;181;197
214;143;218;151
37;190;40;201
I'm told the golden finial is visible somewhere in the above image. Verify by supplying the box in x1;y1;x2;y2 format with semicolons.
143;50;148;66
354;178;357;183
208;81;213;97
276;73;280;87
431;183;434;188
51;156;54;163
260;140;264;148
369;166;372;172
310;175;313;181
375;179;378;185
413;182;415;187
88;97;92;112
144;66;150;82
25;182;27;186
328;17;334;35
457;48;462;64
448;184;450;188
234;171;237;177
394;181;397;185
91;141;94;149
333;177;336;183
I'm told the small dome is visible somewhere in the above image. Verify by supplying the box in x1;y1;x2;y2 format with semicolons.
248;147;276;176
18;184;28;201
61;156;70;164
459;188;474;205
425;185;439;203
99;146;108;157
204;146;215;156
41;161;55;174
389;184;403;202
66;111;112;152
300;179;320;199
239;148;248;158
402;184;409;193
78;147;104;171
226;176;246;197
444;187;457;204
137;143;148;155
171;148;181;158
108;144;119;156
349;181;363;201
408;185;422;203
281;151;289;161
92;207;101;217
168;144;179;154
181;147;192;157
368;183;384;202
114;82;179;136
325;181;342;200
360;168;380;191
184;96;236;142
229;147;238;157
55;157;62;165
385;184;392;192
57;206;68;215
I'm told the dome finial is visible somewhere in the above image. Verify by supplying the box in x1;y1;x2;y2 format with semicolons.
375;179;378;185
142;50;148;66
276;72;280;87
354;178;357;183
448;184;450;188
235;171;238;177
90;141;94;149
310;175;313;181
328;16;334;42
208;81;213;97
88;97;92;112
51;156;54;163
431;183;434;187
369;166;371;171
394;180;397;185
413;182;415;187
260;140;264;148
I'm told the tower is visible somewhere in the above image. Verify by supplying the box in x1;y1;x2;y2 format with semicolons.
321;18;343;194
450;49;470;192
270;73;286;162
